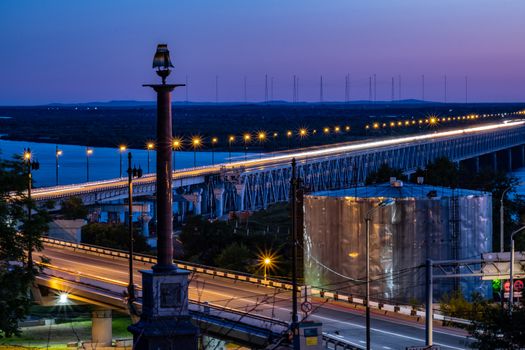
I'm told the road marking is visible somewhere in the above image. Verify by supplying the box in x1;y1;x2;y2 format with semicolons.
311;314;467;350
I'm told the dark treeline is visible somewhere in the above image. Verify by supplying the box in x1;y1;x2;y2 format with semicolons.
1;102;523;151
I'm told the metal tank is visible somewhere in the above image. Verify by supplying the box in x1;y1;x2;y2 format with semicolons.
303;180;492;303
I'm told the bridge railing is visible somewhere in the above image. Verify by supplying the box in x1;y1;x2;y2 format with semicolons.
41;237;472;326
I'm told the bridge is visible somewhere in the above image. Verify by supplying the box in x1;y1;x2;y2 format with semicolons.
34;238;472;349
31;120;525;219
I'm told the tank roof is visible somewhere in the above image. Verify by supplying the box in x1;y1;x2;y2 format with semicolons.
309;182;489;199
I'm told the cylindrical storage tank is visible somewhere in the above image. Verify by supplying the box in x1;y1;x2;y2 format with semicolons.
303;183;492;303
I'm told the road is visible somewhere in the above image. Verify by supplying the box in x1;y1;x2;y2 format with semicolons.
31;120;525;202
37;245;472;350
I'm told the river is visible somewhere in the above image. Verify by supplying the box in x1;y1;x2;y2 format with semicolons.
0;139;246;187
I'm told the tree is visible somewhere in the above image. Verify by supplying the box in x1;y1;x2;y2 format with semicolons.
366;162;407;185
60;196;88;220
467;304;525;349
214;243;252;272
412;156;460;188
0;157;50;337
81;222;149;253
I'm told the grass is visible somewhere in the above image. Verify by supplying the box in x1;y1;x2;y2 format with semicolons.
0;316;132;350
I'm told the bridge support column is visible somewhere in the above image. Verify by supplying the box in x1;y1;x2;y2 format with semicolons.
235;184;245;211
91;309;112;347
141;213;152;236
214;188;225;218
193;191;202;216
461;157;480;174
522;145;525;167
507;149;513;171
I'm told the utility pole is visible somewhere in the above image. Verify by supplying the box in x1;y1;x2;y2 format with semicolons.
373;73;377;102
444;75;447;103
391;77;394;101
422;74;425;101
320;75;323;103
465;76;468;104
290;158;299;348
426;259;433;346
265;74;268;103
244;76;247;103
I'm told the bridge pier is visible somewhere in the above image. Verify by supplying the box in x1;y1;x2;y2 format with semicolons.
480;153;498;172
235;184;245;211
497;149;513;172
91;309;112;347
460;157;480;174
214;188;225;218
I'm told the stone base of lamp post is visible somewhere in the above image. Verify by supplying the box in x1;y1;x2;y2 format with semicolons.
128;269;198;350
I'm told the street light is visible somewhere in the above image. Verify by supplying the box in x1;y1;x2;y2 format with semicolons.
228;135;235;162
500;183;524;252
86;147;93;182
191;136;201;167
509;225;525;313
286;130;292;149
172;137;182;171
146;142;155;173
127;152;143;302
55;145;62;186
119;145;127;177
257;132;266;158
243;133;251;160
298;128;308;148
23;148;40;272
364;198;395;350
211;137;218;165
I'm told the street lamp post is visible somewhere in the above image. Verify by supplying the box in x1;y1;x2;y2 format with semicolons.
119;145;127;177
86;148;93;182
243;133;251;161
509;225;525;312
257;132;266;158
228;136;234;162
172;138;182;171
127;152;143;302
147;142;154;173
55;145;62;186
500;183;523;252
23;148;39;272
191;137;201;167
211;137;218;165
364;198;395;350
263;257;271;281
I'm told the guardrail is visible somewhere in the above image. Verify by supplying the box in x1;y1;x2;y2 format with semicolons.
42;237;472;327
322;332;364;350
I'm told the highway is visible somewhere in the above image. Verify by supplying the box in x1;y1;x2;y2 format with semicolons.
37;245;472;349
31;120;525;202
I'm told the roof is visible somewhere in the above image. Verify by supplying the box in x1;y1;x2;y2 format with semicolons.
309;182;489;199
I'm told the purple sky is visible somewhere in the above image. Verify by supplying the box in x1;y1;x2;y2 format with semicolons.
1;0;524;105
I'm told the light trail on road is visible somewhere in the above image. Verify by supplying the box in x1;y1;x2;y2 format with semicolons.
37;245;472;349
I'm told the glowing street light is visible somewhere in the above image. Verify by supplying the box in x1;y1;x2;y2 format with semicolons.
146;142;155;173
323;127;330;134
55;145;63;186
258;252;276;282
211;137;218;165
192;136;202;167
243;133;251;160
86;147;93;182
172;137;182;171
119;145;127;177
22;147;39;272
228;135;235;162
57;292;69;305
334;126;341;133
